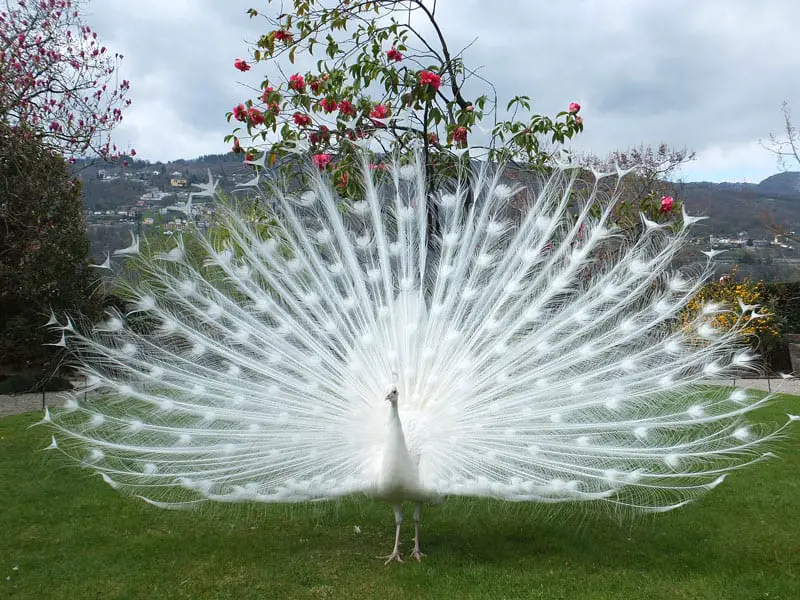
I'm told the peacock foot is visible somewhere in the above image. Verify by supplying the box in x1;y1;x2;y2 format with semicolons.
380;550;403;565
410;548;425;562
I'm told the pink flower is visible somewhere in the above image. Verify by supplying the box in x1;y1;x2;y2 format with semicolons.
386;47;403;62
288;73;305;92
575;116;584;126
260;86;275;102
274;29;293;42
248;107;265;125
234;58;251;72
293;112;311;127
370;104;389;119
312;153;332;169
319;98;338;113
232;103;247;122
568;102;581;114
309;125;330;145
419;70;441;91
660;196;674;213
451;126;467;144
338;99;355;117
130;149;136;156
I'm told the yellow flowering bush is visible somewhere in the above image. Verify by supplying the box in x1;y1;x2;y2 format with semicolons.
682;274;780;346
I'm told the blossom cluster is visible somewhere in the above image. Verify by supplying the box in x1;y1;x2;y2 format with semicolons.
0;0;133;158
228;7;585;195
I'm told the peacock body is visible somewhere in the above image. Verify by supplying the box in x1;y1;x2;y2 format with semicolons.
45;153;795;562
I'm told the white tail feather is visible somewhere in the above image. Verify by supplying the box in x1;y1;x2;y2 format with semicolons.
48;153;790;511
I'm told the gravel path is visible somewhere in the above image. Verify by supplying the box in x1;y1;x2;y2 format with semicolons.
705;377;800;395
0;391;69;419
2;379;799;419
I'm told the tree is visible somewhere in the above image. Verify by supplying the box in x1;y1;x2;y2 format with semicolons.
0;0;132;159
228;1;583;196
760;102;800;252
583;143;695;232
763;101;800;172
0;121;92;370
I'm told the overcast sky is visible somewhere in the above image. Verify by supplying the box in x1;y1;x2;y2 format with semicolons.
86;0;800;183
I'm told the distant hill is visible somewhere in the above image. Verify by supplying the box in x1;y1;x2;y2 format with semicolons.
755;171;800;198
679;171;800;237
72;155;800;238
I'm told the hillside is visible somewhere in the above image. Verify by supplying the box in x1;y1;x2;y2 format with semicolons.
73;155;800;274
74;155;800;238
679;180;800;238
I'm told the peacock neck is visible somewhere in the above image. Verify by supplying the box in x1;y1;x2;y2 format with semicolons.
387;402;407;442
388;401;401;427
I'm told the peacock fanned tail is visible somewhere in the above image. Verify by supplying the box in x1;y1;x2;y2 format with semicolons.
45;153;795;512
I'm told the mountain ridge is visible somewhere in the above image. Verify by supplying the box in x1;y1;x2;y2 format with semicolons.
73;155;800;237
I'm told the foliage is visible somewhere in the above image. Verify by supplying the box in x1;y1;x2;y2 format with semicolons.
0;372;71;393
0;0;132;158
583;143;695;231
683;279;800;372
229;0;583;197
0;122;92;370
3;394;799;599
762;281;800;334
682;272;780;368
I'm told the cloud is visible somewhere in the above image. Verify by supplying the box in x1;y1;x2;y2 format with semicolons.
85;0;800;181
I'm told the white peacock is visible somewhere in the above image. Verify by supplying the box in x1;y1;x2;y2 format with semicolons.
43;153;796;563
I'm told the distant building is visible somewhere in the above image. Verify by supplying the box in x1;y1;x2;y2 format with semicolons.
170;177;188;187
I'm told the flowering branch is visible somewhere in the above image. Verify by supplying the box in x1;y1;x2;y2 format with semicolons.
0;0;133;159
228;0;583;197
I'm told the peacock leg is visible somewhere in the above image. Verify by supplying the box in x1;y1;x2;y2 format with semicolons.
380;504;404;564
411;503;425;561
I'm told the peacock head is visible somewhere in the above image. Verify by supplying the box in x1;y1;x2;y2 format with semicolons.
385;385;399;406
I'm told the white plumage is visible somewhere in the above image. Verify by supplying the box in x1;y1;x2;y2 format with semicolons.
46;152;793;562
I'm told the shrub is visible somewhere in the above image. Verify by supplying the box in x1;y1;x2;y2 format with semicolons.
0;122;93;371
0;372;72;394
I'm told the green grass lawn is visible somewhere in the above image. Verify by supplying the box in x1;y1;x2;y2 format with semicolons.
2;396;799;600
